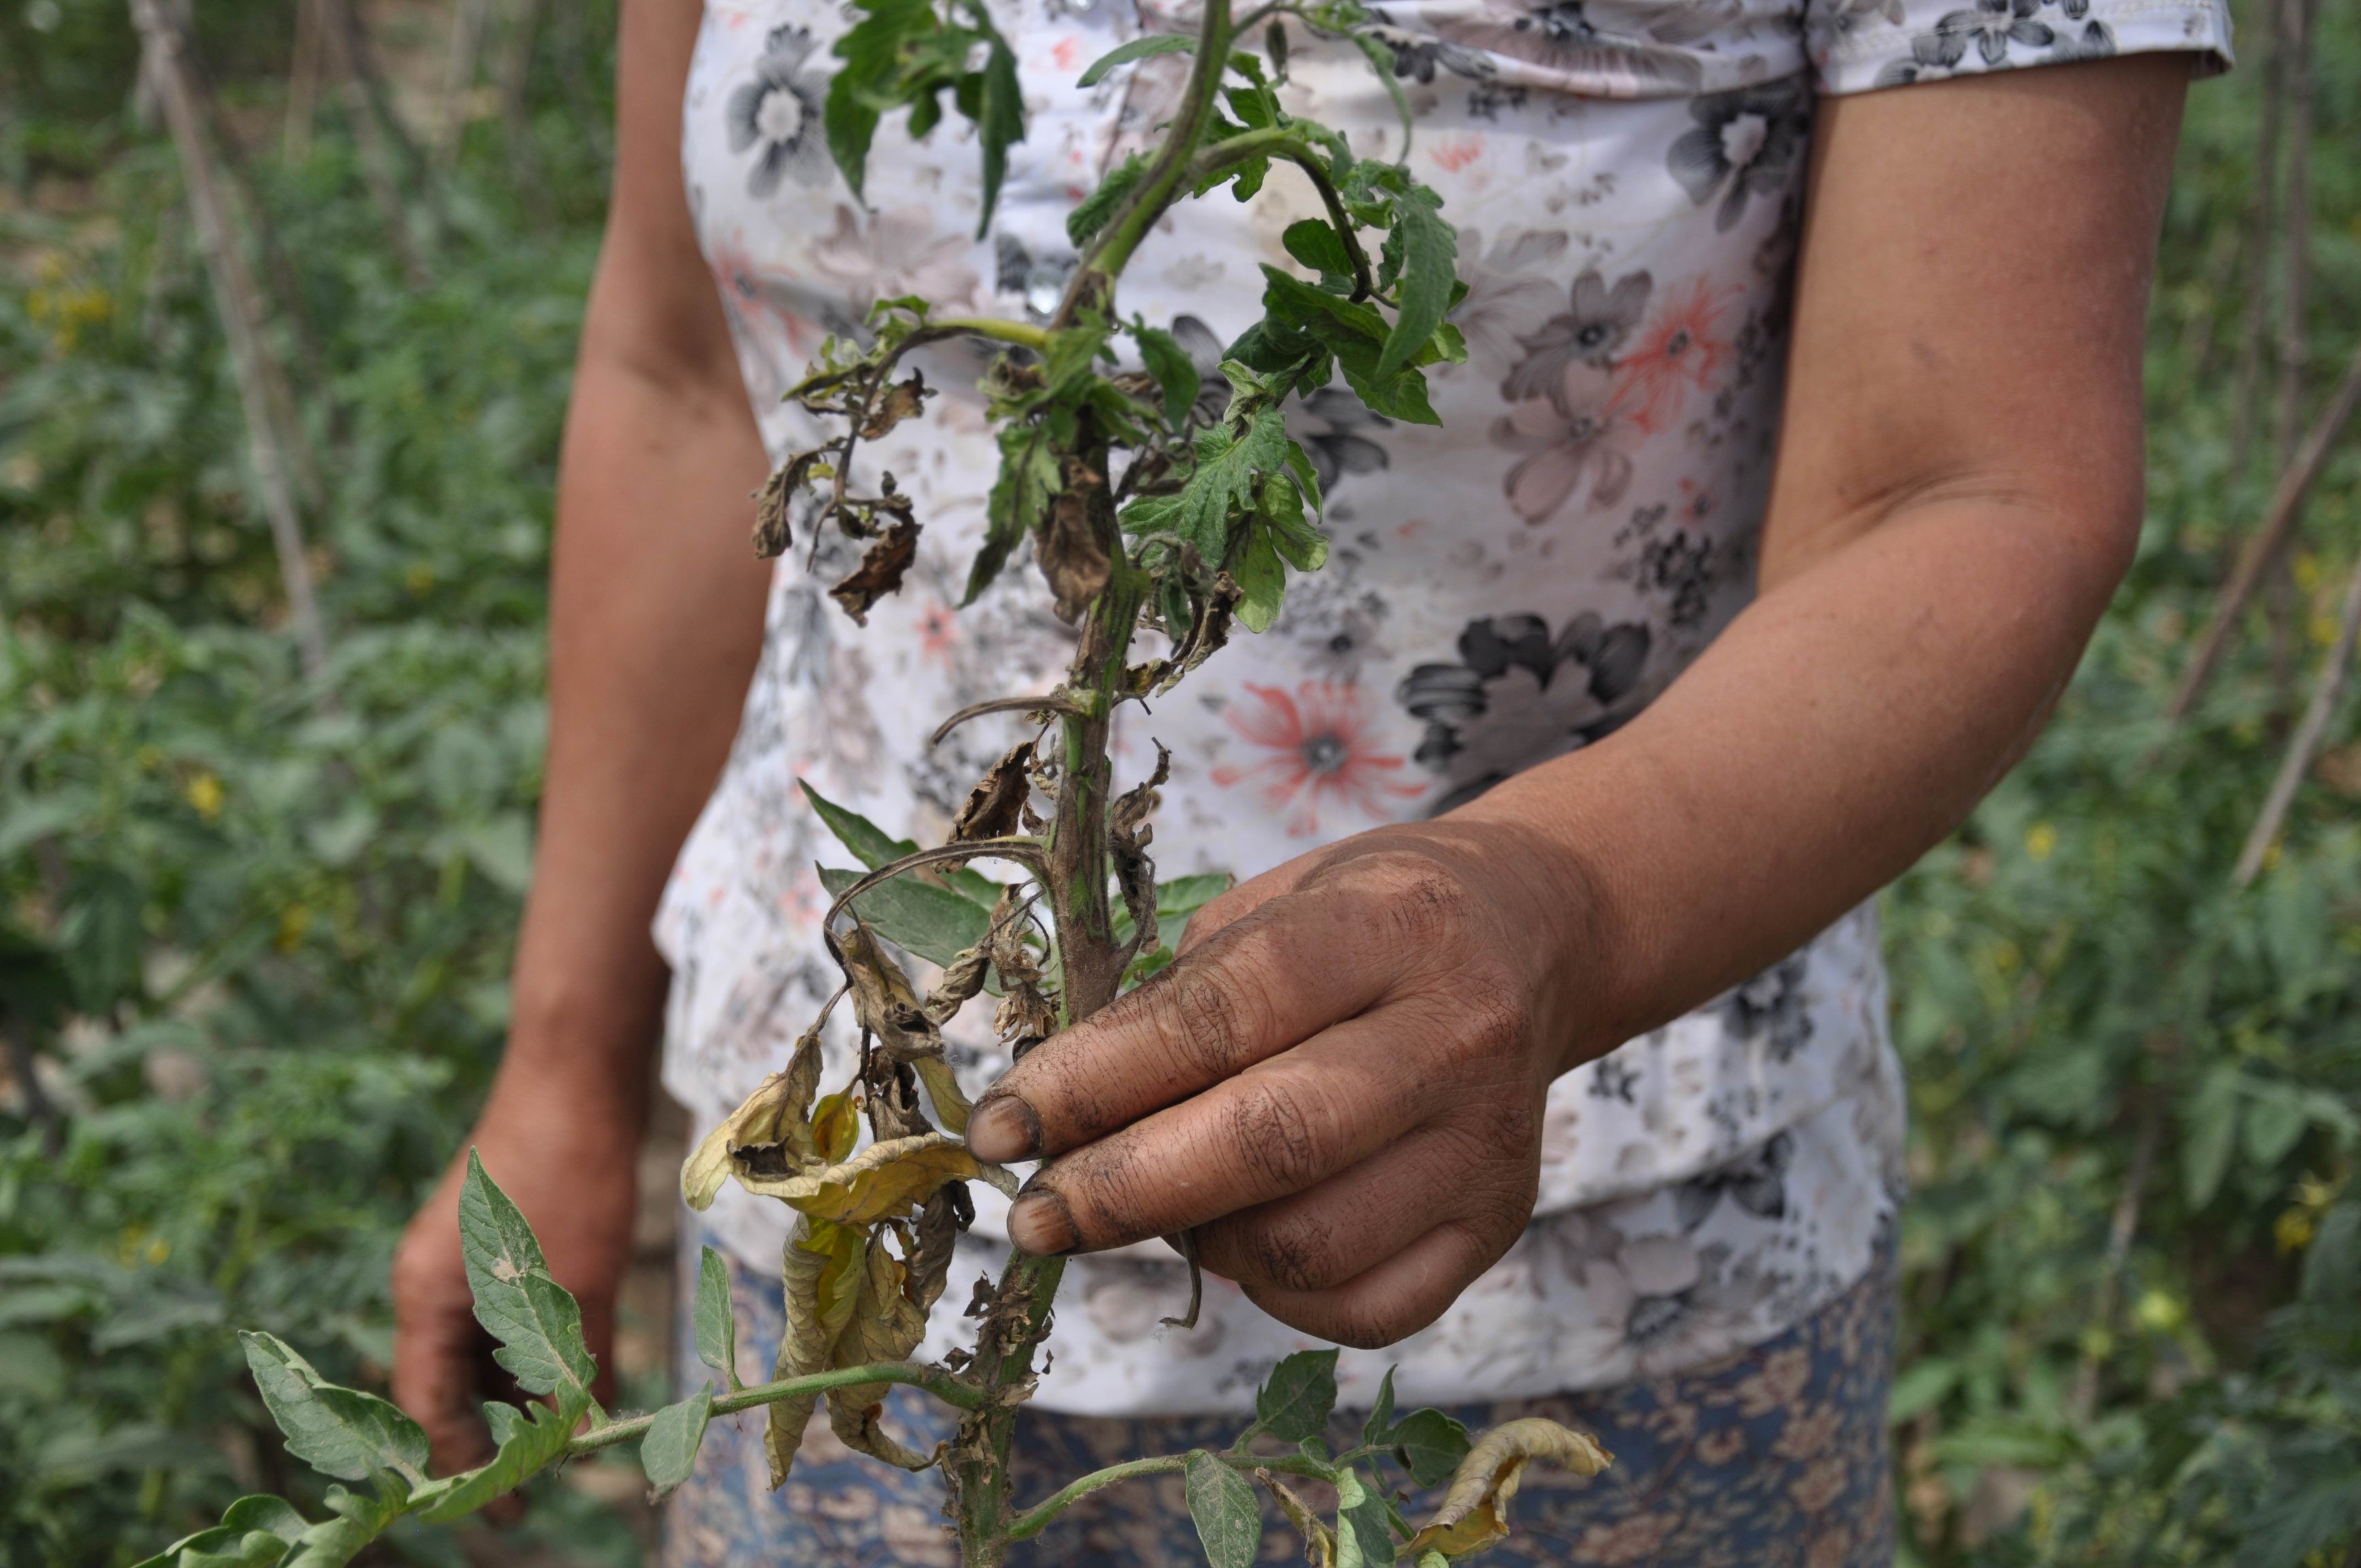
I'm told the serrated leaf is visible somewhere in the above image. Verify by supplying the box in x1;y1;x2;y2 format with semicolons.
1376;197;1456;381
279;1482;407;1568
1363;1368;1398;1446
1232;522;1286;634
1282;219;1355;281
1260;470;1327;571
1135;322;1203;429
1070;152;1151;247
1256;1348;1340;1442
1076;32;1195;87
817;865;994;967
824;0;931;200
1389;1407;1472;1488
1333;1467;1395;1568
971;422;1060;602
1260;266;1438;424
129;1497;309;1568
456;1152;598;1407
641;1386;714;1496
238;1333;429;1488
1179;407;1290;558
1185;1450;1263;1568
694;1246;739;1388
971;22;1026;236
413;1398;581;1525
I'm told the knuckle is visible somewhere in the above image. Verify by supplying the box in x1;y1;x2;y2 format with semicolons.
1225;1077;1332;1192
1378;862;1476;950
1063;1144;1161;1248
1236;1213;1348;1294
1150;963;1270;1079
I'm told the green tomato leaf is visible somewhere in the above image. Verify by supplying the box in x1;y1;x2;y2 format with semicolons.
238;1332;429;1488
1346;32;1415;149
1256;1347;1341;1443
1333;1466;1396;1568
1388;1407;1472;1488
1184;1450;1264;1568
970;421;1061;603
2183;1064;2241;1208
1070;152;1151;247
1178;406;1291;559
1282;219;1356;281
641;1386;714;1496
970;20;1027;236
1076;32;1195;87
1260;470;1328;571
456;1151;599;1408
824;0;932;200
1363;1367;1398;1446
818;865;994;968
799;780;917;870
1376;194;1457;382
1232;521;1286;634
128;1497;310;1568
279;1482;409;1568
1135;322;1203;430
412;1398;581;1525
694;1245;740;1389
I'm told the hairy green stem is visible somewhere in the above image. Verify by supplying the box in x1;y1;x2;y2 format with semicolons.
1005;1449;1354;1539
564;1362;986;1457
1184;130;1375;300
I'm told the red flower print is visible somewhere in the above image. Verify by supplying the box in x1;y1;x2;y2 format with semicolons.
1211;682;1423;836
1429;133;1483;174
709;241;826;361
917;600;958;661
1610;274;1736;431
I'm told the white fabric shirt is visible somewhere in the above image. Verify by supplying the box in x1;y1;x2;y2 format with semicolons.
657;0;2231;1413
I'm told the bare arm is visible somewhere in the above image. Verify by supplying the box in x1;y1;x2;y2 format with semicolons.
392;0;772;1473
965;56;2190;1347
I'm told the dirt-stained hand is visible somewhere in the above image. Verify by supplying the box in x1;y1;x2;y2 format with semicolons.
963;816;1604;1349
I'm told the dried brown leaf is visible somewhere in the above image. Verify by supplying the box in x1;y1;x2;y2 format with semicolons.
858;369;932;439
837;921;943;1065
950;740;1036;845
1037;490;1111;623
754;449;825;558
1406;1418;1613;1558
923;943;993;1026
830;517;922;624
680;1031;824;1211
733;1131;1018;1223
1258;1469;1336;1567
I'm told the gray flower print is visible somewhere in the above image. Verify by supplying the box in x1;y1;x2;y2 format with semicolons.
1450;227;1573;373
1492;364;1638;524
1672;1131;1793;1231
1666;78;1810;233
1426;0;1706;92
1639;528;1718;628
1290;387;1393;493
1720;955;1814;1063
1501;268;1653;405
726;26;833;199
1397;609;1651;811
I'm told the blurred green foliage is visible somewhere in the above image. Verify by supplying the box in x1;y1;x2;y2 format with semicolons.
1;0;2356;1564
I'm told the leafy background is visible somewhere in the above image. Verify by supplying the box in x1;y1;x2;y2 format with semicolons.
1;1;2355;1565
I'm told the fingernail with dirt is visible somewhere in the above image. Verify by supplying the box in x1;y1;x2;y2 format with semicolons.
1006;1189;1076;1255
966;1092;1041;1162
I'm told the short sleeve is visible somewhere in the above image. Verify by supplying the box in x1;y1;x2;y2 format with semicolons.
1806;0;2233;96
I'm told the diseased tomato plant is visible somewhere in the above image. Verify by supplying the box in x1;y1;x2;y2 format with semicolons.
145;3;1615;1565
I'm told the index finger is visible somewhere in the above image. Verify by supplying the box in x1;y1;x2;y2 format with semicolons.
964;881;1399;1162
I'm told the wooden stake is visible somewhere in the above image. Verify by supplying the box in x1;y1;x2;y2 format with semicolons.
436;0;497;165
2166;334;2361;726
283;0;323;162
129;0;331;685
2234;545;2361;886
2227;0;2286;481
318;0;432;288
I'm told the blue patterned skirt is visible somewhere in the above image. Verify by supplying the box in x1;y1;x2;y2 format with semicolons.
661;1234;1896;1568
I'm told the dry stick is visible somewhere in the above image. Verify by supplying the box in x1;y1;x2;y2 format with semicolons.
2226;0;2285;482
2164;334;2361;725
2233;547;2361;886
130;0;331;685
435;0;496;165
2067;1101;2162;1423
317;0;431;288
2262;0;2315;713
499;0;552;222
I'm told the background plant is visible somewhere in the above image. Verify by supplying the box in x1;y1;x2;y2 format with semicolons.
3;0;2358;1565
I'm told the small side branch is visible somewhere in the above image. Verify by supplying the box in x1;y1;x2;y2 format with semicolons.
2232;542;2361;886
565;1361;985;1457
823;839;1045;930
931;693;1087;747
1006;1448;1351;1539
1185;133;1374;302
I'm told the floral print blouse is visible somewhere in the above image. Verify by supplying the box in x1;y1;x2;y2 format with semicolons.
656;0;2230;1414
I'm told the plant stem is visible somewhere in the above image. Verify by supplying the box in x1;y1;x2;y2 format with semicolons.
1007;1447;1359;1538
564;1362;985;1457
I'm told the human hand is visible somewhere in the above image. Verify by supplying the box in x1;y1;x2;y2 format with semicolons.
964;815;1606;1348
391;1082;640;1485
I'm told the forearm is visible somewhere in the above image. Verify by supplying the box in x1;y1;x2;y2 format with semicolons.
493;337;773;1127
1468;487;2127;1070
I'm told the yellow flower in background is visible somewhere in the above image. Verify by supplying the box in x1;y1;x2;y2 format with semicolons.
26;254;113;355
276;903;314;954
2310;614;2338;648
2026;822;2058;862
115;1223;171;1268
2133;1289;2185;1332
2293;552;2322;594
2276;1207;2315;1254
404;562;437;596
184;771;225;822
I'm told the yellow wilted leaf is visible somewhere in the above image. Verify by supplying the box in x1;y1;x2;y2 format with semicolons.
764;1216;867;1487
1406;1418;1612;1558
681;1033;826;1211
735;1133;1017;1224
811;1088;861;1163
913;1056;973;1135
825;1227;936;1470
